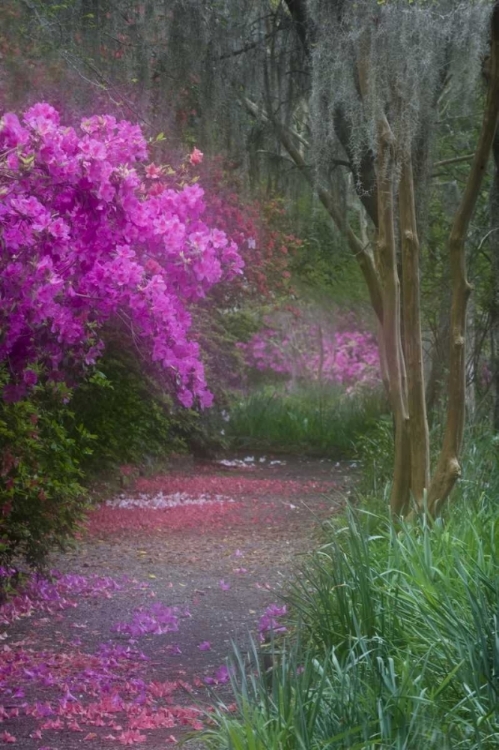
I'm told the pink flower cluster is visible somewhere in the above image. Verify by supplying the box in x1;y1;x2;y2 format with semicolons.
238;320;380;391
258;603;287;641
0;103;243;407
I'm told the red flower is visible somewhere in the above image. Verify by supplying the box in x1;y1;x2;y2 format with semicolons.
189;148;204;166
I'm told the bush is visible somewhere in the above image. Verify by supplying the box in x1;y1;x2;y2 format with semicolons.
0;340;225;567
0;375;91;568
70;343;184;471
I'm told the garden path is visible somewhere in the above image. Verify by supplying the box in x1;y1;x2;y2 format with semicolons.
0;456;354;749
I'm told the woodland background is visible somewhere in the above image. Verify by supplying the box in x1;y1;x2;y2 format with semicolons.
3;4;499;746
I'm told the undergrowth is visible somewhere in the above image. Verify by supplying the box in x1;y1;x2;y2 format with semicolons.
225;384;388;457
356;417;499;508
0;374;90;567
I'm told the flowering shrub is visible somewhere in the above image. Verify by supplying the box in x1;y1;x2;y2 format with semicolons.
238;314;381;392
0;102;243;408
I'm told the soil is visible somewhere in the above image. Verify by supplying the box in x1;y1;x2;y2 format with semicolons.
0;456;355;749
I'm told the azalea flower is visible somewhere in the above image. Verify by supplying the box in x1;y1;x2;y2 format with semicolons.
145;163;162;179
189;147;203;165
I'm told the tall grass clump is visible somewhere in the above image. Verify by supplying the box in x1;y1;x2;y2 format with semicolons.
225;384;388;457
203;497;499;748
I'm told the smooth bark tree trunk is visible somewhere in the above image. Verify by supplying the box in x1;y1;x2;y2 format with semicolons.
428;2;499;513
400;158;430;506
376;118;411;515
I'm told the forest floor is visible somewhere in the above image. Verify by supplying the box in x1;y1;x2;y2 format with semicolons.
0;456;355;749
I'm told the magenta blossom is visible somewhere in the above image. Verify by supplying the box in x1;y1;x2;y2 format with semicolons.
204;664;232;685
0;104;243;407
258;603;287;641
238;315;381;392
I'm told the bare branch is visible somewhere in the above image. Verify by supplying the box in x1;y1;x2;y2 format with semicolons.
243;97;309;149
433;153;475;169
241;96;384;322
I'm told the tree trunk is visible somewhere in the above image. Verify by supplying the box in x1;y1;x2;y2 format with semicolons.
400;157;430;506
490;126;499;430
428;1;499;513
376;118;411;515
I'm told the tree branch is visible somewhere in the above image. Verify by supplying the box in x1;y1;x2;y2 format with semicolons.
433;153;475;169
241;96;384;323
283;0;310;56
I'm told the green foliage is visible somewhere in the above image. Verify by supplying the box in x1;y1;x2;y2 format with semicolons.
354;415;395;496
205;494;499;748
289;199;369;305
453;422;499;507
225;385;388;458
203;639;331;750
192;307;252;405
218;308;261;348
0;374;90;568
70;344;182;471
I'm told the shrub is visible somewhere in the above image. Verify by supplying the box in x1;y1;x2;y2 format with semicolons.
70;341;183;471
238;309;381;393
0;373;91;567
0;102;243;409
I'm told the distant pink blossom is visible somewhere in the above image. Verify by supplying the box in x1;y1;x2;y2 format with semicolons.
238;315;381;391
189;147;204;165
145;163;162;179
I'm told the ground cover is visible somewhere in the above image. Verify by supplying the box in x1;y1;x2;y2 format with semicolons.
0;456;351;749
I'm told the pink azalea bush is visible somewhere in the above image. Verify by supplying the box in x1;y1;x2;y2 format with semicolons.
0;102;243;408
238;316;381;392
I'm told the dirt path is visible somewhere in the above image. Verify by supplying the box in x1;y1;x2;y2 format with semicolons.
0;457;354;749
